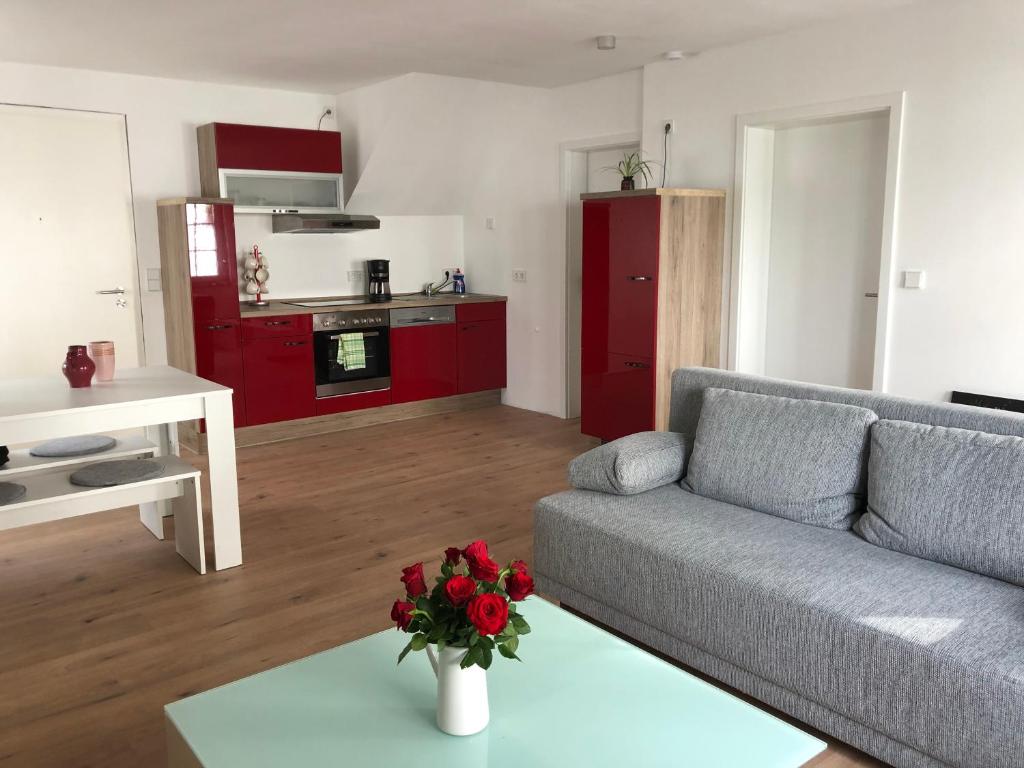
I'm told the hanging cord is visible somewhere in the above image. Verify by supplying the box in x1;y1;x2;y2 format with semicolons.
317;108;333;131
661;122;670;187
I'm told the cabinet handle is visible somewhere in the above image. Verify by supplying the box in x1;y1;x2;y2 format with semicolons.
461;324;480;330
283;340;307;347
625;361;650;369
205;324;232;331
265;320;292;326
627;276;653;281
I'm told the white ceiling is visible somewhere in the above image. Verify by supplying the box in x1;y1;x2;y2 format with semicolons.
1;0;915;93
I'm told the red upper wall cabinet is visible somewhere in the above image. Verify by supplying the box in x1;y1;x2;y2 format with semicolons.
580;189;726;442
200;123;341;174
197;122;344;212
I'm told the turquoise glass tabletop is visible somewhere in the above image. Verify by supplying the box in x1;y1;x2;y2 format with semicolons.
165;597;825;767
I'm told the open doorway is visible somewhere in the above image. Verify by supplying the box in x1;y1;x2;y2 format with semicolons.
562;136;641;418
730;94;904;391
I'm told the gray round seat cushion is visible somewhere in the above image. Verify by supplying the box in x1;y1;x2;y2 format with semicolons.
70;459;164;488
31;435;117;458
0;482;27;505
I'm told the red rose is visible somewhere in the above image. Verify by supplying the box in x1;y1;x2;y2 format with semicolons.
401;563;427;598
466;593;509;636
390;600;414;631
505;570;534;601
444;574;477;606
444;547;462;565
510;559;529;575
463;540;501;582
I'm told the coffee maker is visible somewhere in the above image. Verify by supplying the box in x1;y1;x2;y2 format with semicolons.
366;259;391;303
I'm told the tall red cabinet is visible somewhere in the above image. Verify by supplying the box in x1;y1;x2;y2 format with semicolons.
158;197;246;446
580;189;726;442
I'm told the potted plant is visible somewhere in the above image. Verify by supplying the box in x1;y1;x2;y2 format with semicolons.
605;151;657;190
390;540;534;736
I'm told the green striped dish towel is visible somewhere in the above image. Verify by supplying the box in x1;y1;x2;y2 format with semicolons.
337;334;367;371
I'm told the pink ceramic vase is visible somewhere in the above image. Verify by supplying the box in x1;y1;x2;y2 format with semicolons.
88;341;116;382
62;345;96;388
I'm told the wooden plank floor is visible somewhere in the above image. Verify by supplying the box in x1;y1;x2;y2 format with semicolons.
0;405;884;767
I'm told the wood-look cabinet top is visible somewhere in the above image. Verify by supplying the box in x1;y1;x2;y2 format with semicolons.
580;187;726;201
238;294;507;319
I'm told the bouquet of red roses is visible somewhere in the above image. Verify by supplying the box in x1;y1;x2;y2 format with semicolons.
390;540;534;670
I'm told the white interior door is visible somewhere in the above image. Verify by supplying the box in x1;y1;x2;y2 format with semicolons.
565;144;639;418
763;113;889;389
0;104;143;378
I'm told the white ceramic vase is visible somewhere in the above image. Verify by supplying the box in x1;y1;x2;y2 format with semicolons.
425;644;489;736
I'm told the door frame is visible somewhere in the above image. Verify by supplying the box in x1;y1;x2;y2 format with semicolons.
729;92;904;391
1;101;148;366
559;132;641;419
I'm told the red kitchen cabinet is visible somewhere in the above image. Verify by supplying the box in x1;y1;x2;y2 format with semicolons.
456;303;507;394
241;314;312;341
194;320;246;427
580;189;726;441
198;123;342;175
390;323;458;404
242;336;315;425
158;198;248;437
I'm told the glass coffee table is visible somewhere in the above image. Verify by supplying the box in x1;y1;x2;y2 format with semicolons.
166;598;825;767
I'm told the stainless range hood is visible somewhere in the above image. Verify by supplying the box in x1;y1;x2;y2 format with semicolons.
272;212;381;234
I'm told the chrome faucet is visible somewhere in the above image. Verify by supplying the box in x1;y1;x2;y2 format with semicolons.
424;270;453;297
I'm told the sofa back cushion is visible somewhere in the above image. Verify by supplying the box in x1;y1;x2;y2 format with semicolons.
854;420;1024;585
683;388;877;529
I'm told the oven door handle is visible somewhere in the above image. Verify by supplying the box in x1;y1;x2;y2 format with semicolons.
330;331;380;340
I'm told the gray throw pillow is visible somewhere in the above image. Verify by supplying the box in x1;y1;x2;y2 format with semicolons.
683;388;877;528
569;431;688;495
855;420;1024;586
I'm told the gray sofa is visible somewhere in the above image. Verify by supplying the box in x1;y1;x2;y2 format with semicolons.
535;367;1024;768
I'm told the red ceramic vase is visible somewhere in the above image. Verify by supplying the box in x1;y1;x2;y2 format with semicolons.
62;345;96;388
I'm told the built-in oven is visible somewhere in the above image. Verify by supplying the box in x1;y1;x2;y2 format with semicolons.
312;309;390;397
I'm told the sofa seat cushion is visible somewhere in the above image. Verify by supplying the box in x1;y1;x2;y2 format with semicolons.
534;485;1024;768
569;431;688;495
855;420;1024;586
683;388;877;529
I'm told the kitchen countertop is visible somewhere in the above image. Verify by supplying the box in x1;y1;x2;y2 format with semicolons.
238;293;507;318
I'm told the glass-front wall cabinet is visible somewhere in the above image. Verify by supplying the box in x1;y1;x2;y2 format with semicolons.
220;170;343;213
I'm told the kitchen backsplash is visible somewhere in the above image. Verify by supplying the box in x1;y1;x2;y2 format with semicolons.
233;214;464;300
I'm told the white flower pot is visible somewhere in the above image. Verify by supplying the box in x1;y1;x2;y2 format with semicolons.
426;644;489;736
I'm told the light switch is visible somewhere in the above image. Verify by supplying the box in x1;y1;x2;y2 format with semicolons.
903;270;926;289
486;217;496;230
146;268;162;292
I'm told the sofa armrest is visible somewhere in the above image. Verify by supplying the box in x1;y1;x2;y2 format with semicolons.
568;431;688;495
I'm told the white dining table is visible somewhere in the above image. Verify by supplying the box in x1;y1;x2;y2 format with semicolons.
0;365;242;570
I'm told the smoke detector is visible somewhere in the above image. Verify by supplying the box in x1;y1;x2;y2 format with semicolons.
664;50;686;60
596;35;616;51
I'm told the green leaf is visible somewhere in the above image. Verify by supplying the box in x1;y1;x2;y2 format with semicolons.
478;635;495;650
504;634;519;654
410;633;428;651
469;631;480;647
480;645;493;670
436;637;446;652
510;615;530;634
397;641;414;665
460;645;482;669
497;643;522;662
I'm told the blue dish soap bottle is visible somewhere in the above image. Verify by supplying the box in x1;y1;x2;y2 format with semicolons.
453;268;466;294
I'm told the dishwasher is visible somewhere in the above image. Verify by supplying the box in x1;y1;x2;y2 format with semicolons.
389;306;458;404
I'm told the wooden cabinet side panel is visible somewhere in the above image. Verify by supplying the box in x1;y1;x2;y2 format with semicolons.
158;203;197;375
197;123;220;197
654;195;725;429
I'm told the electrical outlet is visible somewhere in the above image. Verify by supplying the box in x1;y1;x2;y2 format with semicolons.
485;217;496;230
512;269;527;283
347;270;364;283
663;119;675;134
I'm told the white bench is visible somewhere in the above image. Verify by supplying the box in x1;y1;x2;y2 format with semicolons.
1;440;206;574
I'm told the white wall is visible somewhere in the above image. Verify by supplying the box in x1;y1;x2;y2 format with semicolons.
0;61;335;366
764;114;889;389
233;215;462;299
336;70;642;415
642;0;1024;401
